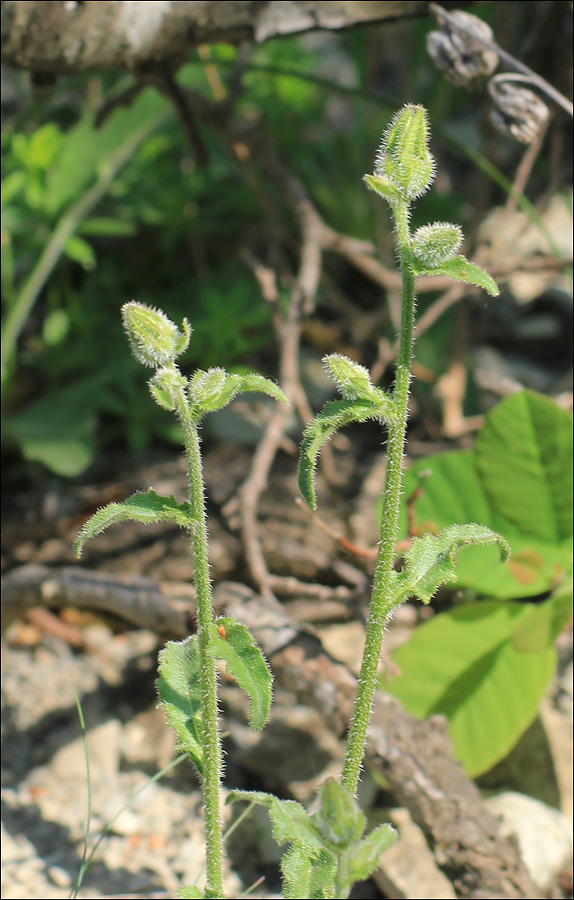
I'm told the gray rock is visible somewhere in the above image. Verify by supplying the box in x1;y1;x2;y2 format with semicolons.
484;791;573;894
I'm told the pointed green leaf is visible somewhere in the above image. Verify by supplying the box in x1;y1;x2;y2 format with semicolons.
425;256;499;296
156;637;203;775
74;489;195;557
316;778;365;847
226;790;322;849
228;373;288;406
299;398;393;510
393;523;510;605
363;173;403;205
188;369;287;415
344;823;397;883
210;617;272;730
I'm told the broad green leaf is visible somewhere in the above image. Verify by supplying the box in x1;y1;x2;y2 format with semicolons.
315;778;365;847
210;617;272;730
512;579;573;652
425;255;499;296
4;383;98;477
475;391;573;544
384;600;556;776
226;790;322;849
392;524;510;605
46;89;169;213
157;637;203;775
344;823;397;883
74;489;194;557
299;398;391;509
399;392;573;598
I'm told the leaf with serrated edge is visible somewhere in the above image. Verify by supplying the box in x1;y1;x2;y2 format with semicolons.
157;637;203;776
393;524;510;605
299;398;393;509
74;489;194;557
210;617;272;730
424;256;499;296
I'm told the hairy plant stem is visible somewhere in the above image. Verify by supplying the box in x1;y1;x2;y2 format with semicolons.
341;200;415;795
177;393;224;898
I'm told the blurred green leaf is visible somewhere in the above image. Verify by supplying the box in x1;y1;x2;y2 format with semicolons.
384;600;557;776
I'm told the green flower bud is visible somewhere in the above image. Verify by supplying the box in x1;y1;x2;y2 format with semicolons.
324;354;375;401
188;367;237;413
374;104;435;201
411;222;463;272
149;367;187;411
121;301;191;368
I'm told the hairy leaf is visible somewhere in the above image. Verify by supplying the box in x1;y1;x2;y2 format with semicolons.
424;256;499;296
393;523;510;605
345;823;397;883
228;372;288;406
74;489;195;557
210;617;272;730
299;398;393;510
157;637;203;775
323;354;377;402
281;845;336;900
227;790;322;849
315;778;365;847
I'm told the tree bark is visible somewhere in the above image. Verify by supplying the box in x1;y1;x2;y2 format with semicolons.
1;0;429;74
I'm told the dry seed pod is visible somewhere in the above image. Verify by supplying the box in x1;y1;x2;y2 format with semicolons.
427;9;498;86
488;74;550;143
